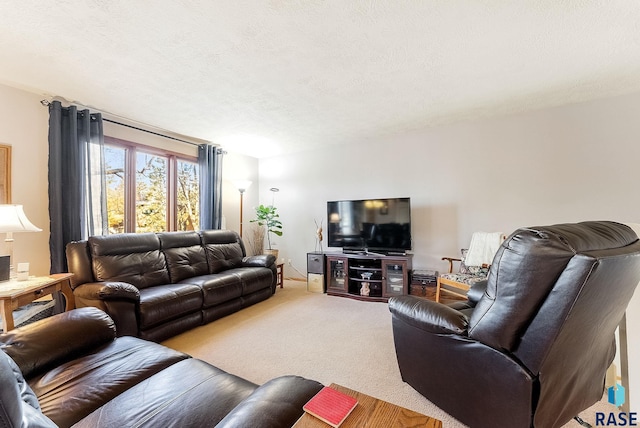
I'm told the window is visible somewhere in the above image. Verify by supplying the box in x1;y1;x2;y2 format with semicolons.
176;159;199;231
136;151;168;232
104;137;199;233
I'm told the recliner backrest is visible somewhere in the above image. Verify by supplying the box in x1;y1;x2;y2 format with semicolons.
200;230;247;273
468;221;640;428
528;242;640;427
158;231;209;282
0;350;57;428
468;222;640;360
88;233;170;289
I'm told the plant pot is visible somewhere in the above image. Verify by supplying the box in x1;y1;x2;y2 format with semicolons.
264;249;279;261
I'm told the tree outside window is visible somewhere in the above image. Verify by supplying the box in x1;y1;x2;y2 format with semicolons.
136;152;168;232
104;138;199;233
177;159;199;231
105;145;125;234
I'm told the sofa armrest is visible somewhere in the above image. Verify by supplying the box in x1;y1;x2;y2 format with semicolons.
0;307;116;378
73;281;140;302
215;375;323;428
388;295;469;335
72;282;140;337
242;254;277;268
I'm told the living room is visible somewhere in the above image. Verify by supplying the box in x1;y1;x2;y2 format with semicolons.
2;2;640;426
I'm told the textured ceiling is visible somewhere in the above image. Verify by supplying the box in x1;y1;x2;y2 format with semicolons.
2;1;640;158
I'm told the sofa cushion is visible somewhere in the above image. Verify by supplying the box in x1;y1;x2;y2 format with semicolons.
89;233;170;289
206;243;244;273
440;273;487;286
29;336;189;428
158;231;209;282
181;274;243;307
230;267;274;295
200;230;246;273
138;283;203;329
0;350;57;428
73;359;258;428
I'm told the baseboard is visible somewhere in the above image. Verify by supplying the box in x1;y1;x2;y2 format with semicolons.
285;277;306;282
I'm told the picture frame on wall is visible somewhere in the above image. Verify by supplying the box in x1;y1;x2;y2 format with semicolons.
0;144;11;204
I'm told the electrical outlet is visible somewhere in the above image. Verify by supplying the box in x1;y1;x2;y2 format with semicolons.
287;259;292;265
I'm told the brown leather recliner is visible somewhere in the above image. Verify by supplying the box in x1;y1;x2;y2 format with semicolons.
389;221;640;428
0;307;323;428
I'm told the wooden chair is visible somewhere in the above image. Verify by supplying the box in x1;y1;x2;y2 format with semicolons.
435;251;489;302
435;232;505;302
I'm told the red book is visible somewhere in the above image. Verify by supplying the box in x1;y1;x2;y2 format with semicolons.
303;386;358;427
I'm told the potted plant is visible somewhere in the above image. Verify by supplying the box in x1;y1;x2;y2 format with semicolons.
250;204;283;258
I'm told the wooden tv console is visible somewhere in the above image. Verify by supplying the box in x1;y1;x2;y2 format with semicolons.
325;252;412;302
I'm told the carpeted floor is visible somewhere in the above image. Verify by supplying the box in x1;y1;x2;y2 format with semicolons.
162;280;618;427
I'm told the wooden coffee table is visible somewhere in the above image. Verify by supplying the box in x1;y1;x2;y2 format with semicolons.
293;383;442;427
0;273;74;331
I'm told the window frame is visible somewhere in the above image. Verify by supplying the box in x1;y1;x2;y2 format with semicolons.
104;136;198;233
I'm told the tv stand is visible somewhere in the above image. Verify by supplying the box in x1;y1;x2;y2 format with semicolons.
343;248;386;257
385;250;407;256
325;252;413;302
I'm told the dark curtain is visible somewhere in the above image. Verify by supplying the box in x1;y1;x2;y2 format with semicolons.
198;144;224;230
48;101;106;275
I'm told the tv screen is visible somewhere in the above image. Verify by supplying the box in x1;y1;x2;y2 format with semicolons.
327;197;411;253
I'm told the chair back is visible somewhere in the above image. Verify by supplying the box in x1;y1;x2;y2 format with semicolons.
467;221;640;426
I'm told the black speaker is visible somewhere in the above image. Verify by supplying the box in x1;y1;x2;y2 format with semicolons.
0;256;9;281
307;252;324;274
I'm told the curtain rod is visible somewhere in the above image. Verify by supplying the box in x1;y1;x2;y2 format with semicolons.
41;99;214;148
102;118;200;147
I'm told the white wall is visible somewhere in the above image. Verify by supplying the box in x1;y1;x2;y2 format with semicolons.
0;84;50;276
261;91;640;276
221;152;259;247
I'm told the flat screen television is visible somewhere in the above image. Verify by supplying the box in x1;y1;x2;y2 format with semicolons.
327;197;411;254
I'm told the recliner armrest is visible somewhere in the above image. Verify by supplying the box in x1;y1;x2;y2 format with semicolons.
0;307;116;378
388;296;469;335
73;281;141;302
242;254;277;268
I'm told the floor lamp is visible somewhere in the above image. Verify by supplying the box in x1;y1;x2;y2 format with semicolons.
234;181;252;238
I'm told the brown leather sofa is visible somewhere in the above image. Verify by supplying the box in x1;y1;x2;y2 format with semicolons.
66;230;277;342
0;307;323;428
389;221;640;428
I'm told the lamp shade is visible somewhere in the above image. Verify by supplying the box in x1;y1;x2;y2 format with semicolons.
0;205;42;233
234;180;252;193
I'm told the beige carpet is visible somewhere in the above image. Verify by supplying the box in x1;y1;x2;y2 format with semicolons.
162;280;618;427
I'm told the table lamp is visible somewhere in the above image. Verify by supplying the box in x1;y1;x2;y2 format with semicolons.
0;204;42;280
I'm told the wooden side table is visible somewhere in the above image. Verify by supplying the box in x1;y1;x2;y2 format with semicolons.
276;263;284;288
293;383;442;428
0;273;74;332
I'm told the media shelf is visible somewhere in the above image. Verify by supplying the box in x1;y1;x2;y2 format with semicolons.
325;253;412;302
